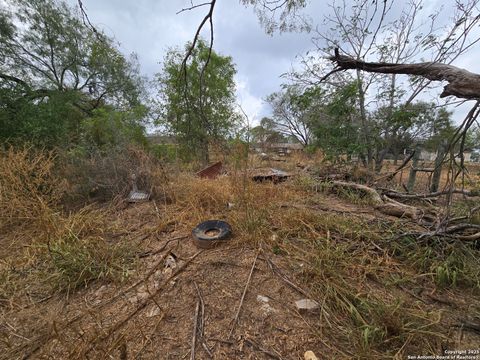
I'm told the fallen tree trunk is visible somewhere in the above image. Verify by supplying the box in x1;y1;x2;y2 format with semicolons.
383;189;480;199
328;48;480;100
330;181;383;205
326;180;479;239
376;197;426;221
330;181;429;220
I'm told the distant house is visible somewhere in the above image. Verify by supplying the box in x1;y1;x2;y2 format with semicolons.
419;150;436;162
420;149;472;162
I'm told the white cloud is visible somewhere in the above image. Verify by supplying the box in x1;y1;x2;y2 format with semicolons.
235;76;264;126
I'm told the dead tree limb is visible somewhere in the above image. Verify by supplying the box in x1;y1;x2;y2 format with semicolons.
330;181;434;221
330;181;383;205
374;151;415;183
328;48;480;100
383;189;480;199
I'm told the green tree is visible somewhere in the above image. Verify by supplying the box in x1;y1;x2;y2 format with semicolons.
312;82;364;160
266;85;321;146
250;117;287;146
156;40;237;164
0;0;146;146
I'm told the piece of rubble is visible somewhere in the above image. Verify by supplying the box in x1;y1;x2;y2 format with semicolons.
162;253;177;276
127;173;150;203
295;299;320;312
257;294;276;315
257;295;270;303
146;306;162;318
304;350;319;360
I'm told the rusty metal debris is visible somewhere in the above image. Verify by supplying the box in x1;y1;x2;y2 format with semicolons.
196;161;223;179
251;168;291;183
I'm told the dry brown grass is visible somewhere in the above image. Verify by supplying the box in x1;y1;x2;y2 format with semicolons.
59;145;167;206
2;148;480;359
0;146;65;232
0;147;144;303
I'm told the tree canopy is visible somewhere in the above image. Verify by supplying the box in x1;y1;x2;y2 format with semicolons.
156;40;238;164
0;0;146;146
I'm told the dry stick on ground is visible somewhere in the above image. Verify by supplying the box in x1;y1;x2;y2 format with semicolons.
193;281;212;358
244;337;283;360
190;298;201;360
228;251;260;339
82;251;204;357
383;189;480;199
190;281;212;359
418;223;480;240
133;312;166;358
261;256;311;298
21;244;177;359
138;235;188;258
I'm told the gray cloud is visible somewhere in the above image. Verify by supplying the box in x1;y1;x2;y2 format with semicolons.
66;0;480;125
66;0;313;121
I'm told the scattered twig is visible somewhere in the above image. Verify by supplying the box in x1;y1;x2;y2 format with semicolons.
374;151;415;183
192;281;212;358
201;342;213;358
190;299;200;360
138;235;188;258
83;251;203;357
21;246;176;359
383;188;479;199
261;256;311;298
244;337;283;360
228;252;260;339
453;321;480;335
207;338;234;345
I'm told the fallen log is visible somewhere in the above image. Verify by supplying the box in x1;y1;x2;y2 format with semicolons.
376;197;425;221
383;189;480;199
329;181;432;220
324;180;480;238
330;181;383;205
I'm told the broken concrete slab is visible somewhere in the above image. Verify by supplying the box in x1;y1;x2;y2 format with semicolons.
304;350;319;360
295;299;320;312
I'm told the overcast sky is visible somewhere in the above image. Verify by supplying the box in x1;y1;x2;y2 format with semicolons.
66;0;480;126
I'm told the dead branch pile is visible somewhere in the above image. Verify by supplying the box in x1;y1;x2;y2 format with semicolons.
327;180;480;241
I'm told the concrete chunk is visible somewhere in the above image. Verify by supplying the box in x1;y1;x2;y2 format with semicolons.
295;299;319;312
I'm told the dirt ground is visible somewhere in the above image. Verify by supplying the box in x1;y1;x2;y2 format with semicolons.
2;157;480;359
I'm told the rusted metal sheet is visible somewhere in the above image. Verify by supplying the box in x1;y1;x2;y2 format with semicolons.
196;161;223;179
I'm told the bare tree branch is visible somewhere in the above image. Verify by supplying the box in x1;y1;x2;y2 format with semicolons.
328;48;480;100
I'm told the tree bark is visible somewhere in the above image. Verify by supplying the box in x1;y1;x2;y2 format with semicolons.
328;49;480;100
